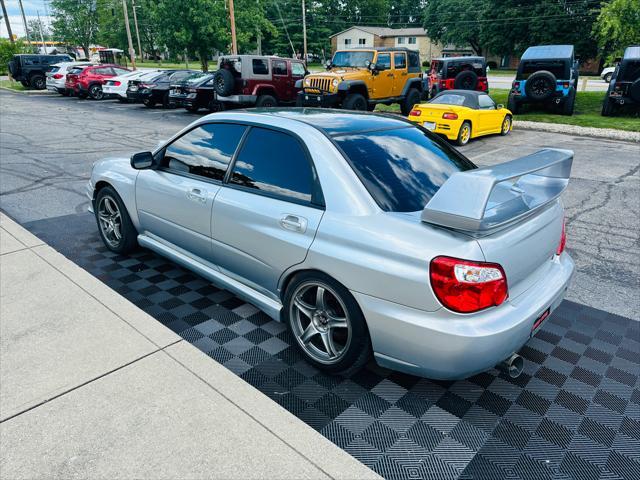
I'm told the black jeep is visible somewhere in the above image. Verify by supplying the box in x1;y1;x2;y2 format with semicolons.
8;54;73;89
508;45;579;115
601;45;640;116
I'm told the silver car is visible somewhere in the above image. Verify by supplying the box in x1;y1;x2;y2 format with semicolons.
87;109;575;380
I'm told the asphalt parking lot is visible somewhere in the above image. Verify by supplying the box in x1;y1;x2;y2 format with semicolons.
1;90;639;479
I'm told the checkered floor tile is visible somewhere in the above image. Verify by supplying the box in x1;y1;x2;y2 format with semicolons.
25;213;640;480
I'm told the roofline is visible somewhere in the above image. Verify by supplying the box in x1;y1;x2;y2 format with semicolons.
329;26;427;39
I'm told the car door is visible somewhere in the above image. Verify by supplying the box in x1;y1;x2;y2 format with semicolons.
392;52;408;96
211;126;324;297
271;59;289;100
135;122;247;262
373;52;393;98
290;62;307;100
477;94;502;133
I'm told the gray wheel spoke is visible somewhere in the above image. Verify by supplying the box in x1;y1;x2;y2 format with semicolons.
294;295;315;319
320;332;338;358
300;323;317;344
113;223;121;240
315;286;327;311
327;315;348;330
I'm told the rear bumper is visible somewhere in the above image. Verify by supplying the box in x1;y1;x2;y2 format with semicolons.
169;93;190;107
355;252;575;380
608;94;638;106
298;91;341;108
127;90;150;102
410;118;461;141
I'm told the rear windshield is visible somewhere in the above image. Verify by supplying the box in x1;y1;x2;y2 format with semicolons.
335;127;475;212
444;61;484;78
431;94;466;105
517;61;568;79
619;60;640;81
184;72;211;84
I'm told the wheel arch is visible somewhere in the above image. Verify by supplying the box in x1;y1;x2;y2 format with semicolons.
253;84;278;99
400;78;424;96
338;81;369;99
90;159;141;229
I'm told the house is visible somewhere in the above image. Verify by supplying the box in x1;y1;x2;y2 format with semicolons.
329;26;446;61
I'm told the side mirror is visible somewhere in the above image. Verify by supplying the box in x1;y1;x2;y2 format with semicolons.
324;60;332;70
496;104;504;109
131;151;155;170
368;62;378;72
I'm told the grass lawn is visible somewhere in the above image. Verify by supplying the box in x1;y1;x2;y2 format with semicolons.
378;89;639;132
0;80;27;91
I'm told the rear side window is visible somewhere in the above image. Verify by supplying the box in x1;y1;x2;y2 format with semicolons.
230;128;314;204
162;123;247;181
518;61;567;79
394;53;407;69
446;61;484;78
252;59;269;75
619;60;640;81
335;127;475;212
272;60;287;75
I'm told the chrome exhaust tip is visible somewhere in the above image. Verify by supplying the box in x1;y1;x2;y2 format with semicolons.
497;353;524;378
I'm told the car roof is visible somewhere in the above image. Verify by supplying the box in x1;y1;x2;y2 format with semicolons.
432;56;485;63
229;109;412;136
521;45;574;61
623;46;640;60
430;90;485;108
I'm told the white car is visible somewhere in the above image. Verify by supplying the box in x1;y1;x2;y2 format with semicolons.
103;69;161;101
46;62;93;94
600;66;616;83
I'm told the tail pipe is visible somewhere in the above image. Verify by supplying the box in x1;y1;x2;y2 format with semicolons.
497;353;524;378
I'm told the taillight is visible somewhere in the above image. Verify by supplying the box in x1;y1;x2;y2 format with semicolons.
442;112;458;120
140;83;156;89
556;218;566;255
53;74;63;79
563;82;570;89
514;81;520;89
430;256;508;313
113;81;121;86
409;109;422;116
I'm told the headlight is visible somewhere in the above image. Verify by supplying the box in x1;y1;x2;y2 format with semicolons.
304;78;311;86
233;61;242;73
332;79;339;87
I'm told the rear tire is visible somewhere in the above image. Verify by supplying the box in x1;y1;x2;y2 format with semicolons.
212;69;236;96
208;99;225;112
143;97;155;108
507;94;519;114
601;97;615;116
162;91;172;108
401;88;422;116
562;88;575;116
343;93;367;111
283;271;371;375
29;74;45;90
524;70;556;101
89;84;104;100
186;104;200;112
94;186;138;254
453;70;478;90
255;94;277;108
456;121;472;146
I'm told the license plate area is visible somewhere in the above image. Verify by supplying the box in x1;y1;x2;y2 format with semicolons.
531;308;550;335
423;121;436;131
305;94;322;103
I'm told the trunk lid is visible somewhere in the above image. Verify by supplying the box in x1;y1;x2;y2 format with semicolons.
416;104;467;121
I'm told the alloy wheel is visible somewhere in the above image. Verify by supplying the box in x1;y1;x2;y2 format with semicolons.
502;116;511;133
97;195;123;248
289;281;352;364
461;124;471;143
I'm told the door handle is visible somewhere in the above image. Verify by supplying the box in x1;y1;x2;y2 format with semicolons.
280;214;307;233
186;187;207;204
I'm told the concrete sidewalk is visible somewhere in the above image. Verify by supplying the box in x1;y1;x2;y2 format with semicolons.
0;213;379;480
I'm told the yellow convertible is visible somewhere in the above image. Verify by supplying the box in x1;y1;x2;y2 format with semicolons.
408;90;512;146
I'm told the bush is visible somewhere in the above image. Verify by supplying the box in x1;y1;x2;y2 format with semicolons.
0;39;30;76
487;61;498;69
422;60;430;68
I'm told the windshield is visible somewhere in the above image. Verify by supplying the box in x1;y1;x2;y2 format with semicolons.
431;94;466;105
335;127;475;212
332;51;374;68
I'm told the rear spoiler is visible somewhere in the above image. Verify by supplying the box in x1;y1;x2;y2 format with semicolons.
421;148;573;233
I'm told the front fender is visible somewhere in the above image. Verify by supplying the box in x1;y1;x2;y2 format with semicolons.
337;80;368;93
90;157;141;229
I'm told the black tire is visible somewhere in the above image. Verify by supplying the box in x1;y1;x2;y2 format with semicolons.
283;271;371;375
20;80;30;87
500;115;512;136
77;92;88;99
629;79;640;103
604;73;613;83
454;70;478;90
524;70;556;101
456;121;472;146
89;84;104;100
162;91;172;108
342;93;367;111
255;94;277;108
208;99;225;112
295;95;304;107
401;88;422;116
601;97;615;116
143;97;155;108
212;69;235;96
29;74;45;90
117;97;129;103
186;104;200;113
94;186;138;254
61;89;69;97
507;94;519;114
562;88;575;116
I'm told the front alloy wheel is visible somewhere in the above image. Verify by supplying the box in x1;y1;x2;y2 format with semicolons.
290;282;351;364
97;195;123;249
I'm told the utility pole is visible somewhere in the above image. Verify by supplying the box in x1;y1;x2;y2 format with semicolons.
121;0;136;69
37;10;46;53
17;0;30;48
228;0;238;54
0;0;14;43
256;29;261;56
302;0;307;63
132;0;143;61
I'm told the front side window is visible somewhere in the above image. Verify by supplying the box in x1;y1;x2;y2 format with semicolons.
478;95;495;109
291;62;306;77
230;128;314;203
394;53;407;69
377;53;391;69
162;123;247;181
335;127;475;212
272;60;287;75
252;59;269;75
332;50;374;67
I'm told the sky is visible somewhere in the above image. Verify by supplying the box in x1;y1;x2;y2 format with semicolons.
0;0;53;39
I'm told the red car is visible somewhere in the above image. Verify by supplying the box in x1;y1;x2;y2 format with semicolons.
426;56;488;98
67;64;130;100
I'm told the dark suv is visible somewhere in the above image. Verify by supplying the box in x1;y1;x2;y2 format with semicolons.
212;55;306;107
602;45;640;116
426;56;488;98
8;54;73;89
508;45;579;115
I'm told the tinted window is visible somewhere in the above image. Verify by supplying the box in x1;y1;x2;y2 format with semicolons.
252;59;269;75
478;95;495;109
230;128;314;203
113;67;129;75
335;127;475;212
377;53;391;69
272;60;287;75
94;67;113;75
292;63;305;76
394;53;407;69
518;61;567;80
162;123;246;181
445;61;484;78
408;52;420;71
170;71;192;82
620;60;640;81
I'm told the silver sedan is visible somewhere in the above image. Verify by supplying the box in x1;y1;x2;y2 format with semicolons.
88;109;575;379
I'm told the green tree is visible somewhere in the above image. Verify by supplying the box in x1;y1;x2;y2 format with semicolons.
594;0;640;63
50;0;99;58
0;39;30;75
27;18;52;42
